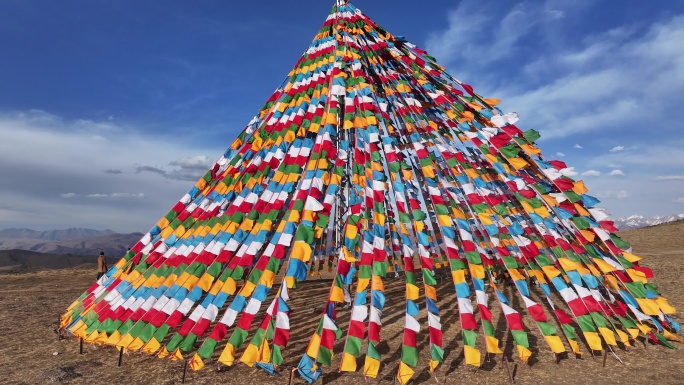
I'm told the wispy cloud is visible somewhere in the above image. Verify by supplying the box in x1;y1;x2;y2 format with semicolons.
657;175;684;181
582;170;601;177
609;169;625;176
609;145;625;152
61;192;145;199
674;197;684;203
135;155;213;182
556;151;566;157
573;144;583;149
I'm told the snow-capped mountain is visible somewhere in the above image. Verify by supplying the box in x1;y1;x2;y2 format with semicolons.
614;214;684;230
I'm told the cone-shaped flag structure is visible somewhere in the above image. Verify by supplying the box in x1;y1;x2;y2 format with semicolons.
62;1;679;383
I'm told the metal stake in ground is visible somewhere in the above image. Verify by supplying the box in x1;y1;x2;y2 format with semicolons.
602;350;608;368
182;360;189;383
503;356;515;385
288;367;298;385
118;347;124;367
79;338;83;354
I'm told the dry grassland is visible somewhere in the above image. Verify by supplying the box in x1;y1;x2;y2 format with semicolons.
1;221;683;384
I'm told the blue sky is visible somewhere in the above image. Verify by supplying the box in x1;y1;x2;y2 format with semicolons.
1;0;683;232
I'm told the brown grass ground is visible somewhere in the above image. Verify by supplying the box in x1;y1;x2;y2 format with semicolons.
1;221;683;385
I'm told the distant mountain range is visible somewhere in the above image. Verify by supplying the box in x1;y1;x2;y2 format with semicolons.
614;214;684;231
0;227;116;241
0;227;143;257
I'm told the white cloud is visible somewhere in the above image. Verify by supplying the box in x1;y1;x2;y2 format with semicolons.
556;151;566;157
573;144;583;149
560;167;578;177
134;155;213;182
60;193;77;198
428;7;684;139
609;169;625;176
657;175;684;181
674;197;684;203
582;170;601;177
609;146;625;152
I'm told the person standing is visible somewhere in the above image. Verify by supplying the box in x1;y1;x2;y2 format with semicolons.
97;251;108;280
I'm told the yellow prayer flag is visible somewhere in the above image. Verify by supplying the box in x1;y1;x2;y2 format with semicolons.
583;331;603;351
663;330;682;342
116;333;135;349
405;283;420;300
94;331;108;346
615;329;631;346
486;336;503;354
142;338;161;355
218;344;236;366
517;346;532;362
189;354;205;371
452;269;466;284
340;352;357;372
356;277;370;293
330;284;346;303
363;356;380;378
558;257;579;272
637;324;651;335
573;180;589;195
239;344;258;367
635;298;660;316
626;268;648;284
508;157;529;170
84;331;98;344
655;297;677;314
372;275;385;291
545;335;566;354
592;258;617;274
128;337;145;352
425;285;437;300
465;345;481;367
541;265;561;279
170;348;184;361
105;330;122;345
306;334;321;359
397;362;415;385
470;263;485;279
598;327;618;346
622;252;642;263
292;241;312;262
579;230;595;242
157;347;170;359
568;339;582;355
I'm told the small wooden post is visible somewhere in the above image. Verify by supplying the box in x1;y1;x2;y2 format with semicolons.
57;315;62;340
602;351;608;368
288;367;298;385
503;356;515;385
79;338;84;354
118;347;124;367
182;360;189;383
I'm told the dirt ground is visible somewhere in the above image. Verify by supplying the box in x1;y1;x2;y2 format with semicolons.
1;221;683;385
